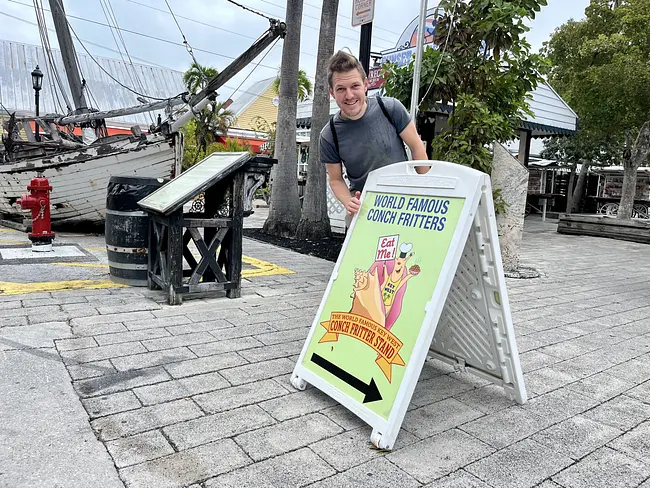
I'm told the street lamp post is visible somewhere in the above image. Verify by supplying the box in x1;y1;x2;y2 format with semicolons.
31;65;43;142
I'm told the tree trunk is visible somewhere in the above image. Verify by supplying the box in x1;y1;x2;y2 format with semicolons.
618;163;637;220
565;162;577;213
295;0;339;240
263;0;304;236
570;162;590;213
618;122;650;220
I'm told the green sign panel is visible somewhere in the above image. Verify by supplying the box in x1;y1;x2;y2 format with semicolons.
300;191;465;419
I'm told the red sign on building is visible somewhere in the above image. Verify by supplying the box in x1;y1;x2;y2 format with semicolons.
368;67;386;90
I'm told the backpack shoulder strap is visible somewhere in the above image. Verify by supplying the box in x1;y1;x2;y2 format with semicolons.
329;115;340;156
376;96;408;159
376;95;393;126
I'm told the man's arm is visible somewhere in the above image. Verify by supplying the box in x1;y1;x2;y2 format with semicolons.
326;163;360;215
399;121;430;175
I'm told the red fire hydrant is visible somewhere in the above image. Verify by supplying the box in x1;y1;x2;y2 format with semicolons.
19;176;55;252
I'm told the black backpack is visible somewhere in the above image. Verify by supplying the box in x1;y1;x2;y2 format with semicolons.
328;95;408;162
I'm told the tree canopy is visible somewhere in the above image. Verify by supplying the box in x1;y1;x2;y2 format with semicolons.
272;68;313;102
183;62;218;94
543;0;650;219
383;0;548;174
543;0;650;143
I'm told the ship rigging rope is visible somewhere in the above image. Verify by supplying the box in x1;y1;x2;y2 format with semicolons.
228;37;280;101
32;0;72;113
101;0;154;123
0;98;12;115
163;0;208;86
226;0;276;21
50;0;170;101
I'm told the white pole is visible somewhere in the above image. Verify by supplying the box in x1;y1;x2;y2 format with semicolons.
409;0;429;122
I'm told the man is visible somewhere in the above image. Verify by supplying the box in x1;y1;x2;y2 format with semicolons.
319;51;429;226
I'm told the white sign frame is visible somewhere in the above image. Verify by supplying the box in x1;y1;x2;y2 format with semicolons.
352;0;375;27
291;161;526;450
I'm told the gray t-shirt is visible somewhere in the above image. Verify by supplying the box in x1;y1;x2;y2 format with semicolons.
320;96;411;191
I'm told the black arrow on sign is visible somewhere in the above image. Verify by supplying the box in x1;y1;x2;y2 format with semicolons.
310;353;383;404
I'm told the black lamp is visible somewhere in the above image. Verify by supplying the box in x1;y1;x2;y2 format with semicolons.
31;65;43;142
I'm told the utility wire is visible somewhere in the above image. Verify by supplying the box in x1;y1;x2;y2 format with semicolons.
418;3;456;110
255;0;397;45
5;2;281;71
0;8;289;105
301;0;402;36
234;0;394;48
120;0;319;59
0;9;169;68
11;0;393;62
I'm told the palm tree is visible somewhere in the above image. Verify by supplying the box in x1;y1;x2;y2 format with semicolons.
209;101;236;135
263;0;304;236
295;0;339;239
183;62;218;94
195;101;236;152
272;69;313;102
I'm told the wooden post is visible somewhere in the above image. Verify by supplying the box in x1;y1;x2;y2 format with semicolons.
147;218;157;290
227;172;245;298
167;209;184;305
517;129;532;167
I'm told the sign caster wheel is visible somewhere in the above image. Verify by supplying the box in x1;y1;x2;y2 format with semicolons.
290;374;307;390
371;429;392;451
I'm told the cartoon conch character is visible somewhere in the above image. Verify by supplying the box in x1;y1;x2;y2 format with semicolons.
350;267;386;327
369;242;420;330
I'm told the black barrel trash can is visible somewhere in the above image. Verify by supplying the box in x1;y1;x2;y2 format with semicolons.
106;176;166;286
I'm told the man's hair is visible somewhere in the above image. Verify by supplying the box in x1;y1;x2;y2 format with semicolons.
327;51;366;88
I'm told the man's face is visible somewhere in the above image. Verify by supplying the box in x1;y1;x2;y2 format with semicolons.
329;69;369;120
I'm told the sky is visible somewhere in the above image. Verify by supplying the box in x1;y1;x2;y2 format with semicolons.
0;0;591;104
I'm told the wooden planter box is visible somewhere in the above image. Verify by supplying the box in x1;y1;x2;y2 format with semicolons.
557;213;650;244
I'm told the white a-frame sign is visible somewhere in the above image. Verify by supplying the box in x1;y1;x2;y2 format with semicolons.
291;161;527;450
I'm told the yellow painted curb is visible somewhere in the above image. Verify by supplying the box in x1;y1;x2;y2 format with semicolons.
0;279;126;295
0;255;295;295
242;255;295;278
50;255;294;278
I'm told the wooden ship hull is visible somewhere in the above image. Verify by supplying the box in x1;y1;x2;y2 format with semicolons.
0;133;181;225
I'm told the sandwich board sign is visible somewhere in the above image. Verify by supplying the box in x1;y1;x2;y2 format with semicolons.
290;160;527;450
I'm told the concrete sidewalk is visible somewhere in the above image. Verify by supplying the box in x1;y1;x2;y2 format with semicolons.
1;216;650;488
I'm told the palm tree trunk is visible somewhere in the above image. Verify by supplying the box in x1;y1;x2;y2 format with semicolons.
263;0;304;236
295;0;339;240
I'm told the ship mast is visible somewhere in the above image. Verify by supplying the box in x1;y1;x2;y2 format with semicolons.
47;0;89;114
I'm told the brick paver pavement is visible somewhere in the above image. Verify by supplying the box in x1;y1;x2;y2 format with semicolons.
2;216;650;488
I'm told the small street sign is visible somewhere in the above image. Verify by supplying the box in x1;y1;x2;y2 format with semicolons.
352;0;375;27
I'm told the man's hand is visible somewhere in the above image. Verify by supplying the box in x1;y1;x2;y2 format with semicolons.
345;191;361;215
